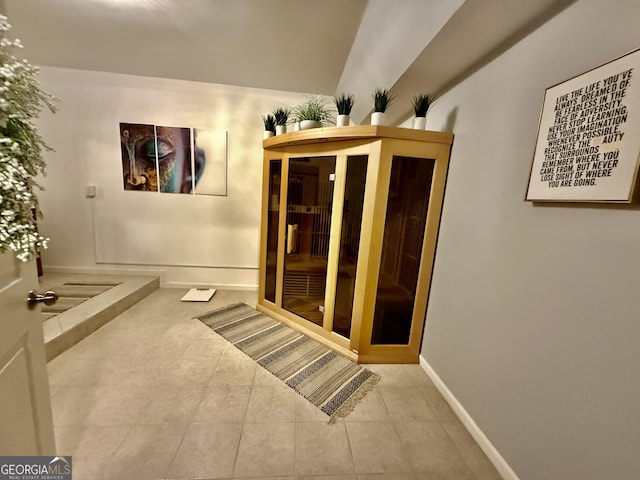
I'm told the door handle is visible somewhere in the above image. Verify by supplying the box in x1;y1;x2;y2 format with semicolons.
26;290;59;307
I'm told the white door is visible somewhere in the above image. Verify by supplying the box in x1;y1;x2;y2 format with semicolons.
0;252;55;455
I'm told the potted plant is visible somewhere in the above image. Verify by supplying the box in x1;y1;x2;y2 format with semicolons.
262;114;276;139
411;94;432;129
272;107;290;135
292;96;335;130
334;93;355;127
371;88;394;125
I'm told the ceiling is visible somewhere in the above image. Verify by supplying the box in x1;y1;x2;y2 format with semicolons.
2;0;576;121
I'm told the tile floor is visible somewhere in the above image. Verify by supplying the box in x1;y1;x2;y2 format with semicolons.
47;287;502;480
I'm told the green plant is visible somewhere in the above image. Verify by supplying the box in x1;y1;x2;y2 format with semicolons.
373;88;394;113
412;94;432;117
292;96;335;126
334;93;355;115
272;107;290;126
0;15;56;262
262;114;276;132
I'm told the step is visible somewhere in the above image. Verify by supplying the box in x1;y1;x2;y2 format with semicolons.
41;274;159;361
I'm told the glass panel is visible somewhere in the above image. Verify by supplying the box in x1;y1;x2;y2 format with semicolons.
333;155;368;339
264;160;281;303
282;156;336;326
371;156;434;345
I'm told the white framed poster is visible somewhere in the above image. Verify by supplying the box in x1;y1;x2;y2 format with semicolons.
526;48;640;202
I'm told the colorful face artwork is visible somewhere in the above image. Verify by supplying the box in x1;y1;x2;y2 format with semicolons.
120;123;226;195
120;123;158;191
155;126;193;193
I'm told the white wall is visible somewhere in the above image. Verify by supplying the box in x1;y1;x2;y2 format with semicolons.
336;0;463;123
35;67;308;287
422;0;640;479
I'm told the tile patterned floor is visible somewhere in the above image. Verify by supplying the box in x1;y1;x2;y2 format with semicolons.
47;287;503;480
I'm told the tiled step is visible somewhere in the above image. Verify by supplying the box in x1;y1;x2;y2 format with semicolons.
42;275;159;361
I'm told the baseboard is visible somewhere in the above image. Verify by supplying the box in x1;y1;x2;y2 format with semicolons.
419;355;520;480
42;265;259;290
162;281;258;290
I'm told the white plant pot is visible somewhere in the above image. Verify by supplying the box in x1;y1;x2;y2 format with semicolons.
371;111;385;126
300;120;322;130
292;122;301;132
412;116;426;130
263;130;274;139
337;114;350;127
275;125;287;135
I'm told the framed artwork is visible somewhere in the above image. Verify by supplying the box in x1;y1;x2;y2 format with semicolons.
120;123;158;192
526;48;640;203
193;129;228;196
156;125;192;194
119;123;228;196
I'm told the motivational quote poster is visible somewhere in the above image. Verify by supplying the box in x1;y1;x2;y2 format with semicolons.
526;49;640;202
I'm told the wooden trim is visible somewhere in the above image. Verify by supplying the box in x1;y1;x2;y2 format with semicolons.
263;126;453;149
356;140;392;356
409;142;451;350
275;157;289;307
323;155;347;334
357;352;420;364
257;302;353;359
265;139;380;158
348;140;382;355
358;138;452;361
257;154;270;302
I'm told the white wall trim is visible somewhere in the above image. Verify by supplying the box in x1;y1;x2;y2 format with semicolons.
420;355;520;480
42;265;258;290
163;281;258;291
43;265;165;279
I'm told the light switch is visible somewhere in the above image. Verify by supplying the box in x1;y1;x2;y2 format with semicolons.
85;185;97;198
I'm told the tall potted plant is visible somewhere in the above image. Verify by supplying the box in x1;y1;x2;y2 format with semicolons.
292;96;335;130
272;107;290;135
371;88;394;126
411;94;432;129
0;15;56;262
262;114;276;139
334;93;355;127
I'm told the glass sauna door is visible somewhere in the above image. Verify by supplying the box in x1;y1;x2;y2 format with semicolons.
371;155;435;345
263;159;281;303
332;155;367;339
282;156;336;326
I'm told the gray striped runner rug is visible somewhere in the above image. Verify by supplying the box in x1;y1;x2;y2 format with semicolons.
41;282;120;321
196;303;381;423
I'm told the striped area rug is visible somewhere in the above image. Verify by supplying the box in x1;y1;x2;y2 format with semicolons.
41;282;120;321
196;303;381;423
